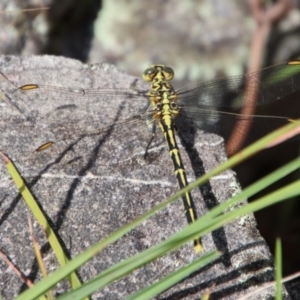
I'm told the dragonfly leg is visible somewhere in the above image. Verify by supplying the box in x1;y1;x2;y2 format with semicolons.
144;122;157;159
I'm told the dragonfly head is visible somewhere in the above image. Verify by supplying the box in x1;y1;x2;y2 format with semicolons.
143;65;174;82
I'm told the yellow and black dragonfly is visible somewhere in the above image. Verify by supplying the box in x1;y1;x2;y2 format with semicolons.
6;60;300;252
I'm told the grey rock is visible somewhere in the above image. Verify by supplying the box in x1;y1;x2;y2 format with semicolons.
0;55;293;299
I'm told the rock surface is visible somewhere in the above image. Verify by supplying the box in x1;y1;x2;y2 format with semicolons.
0;55;294;299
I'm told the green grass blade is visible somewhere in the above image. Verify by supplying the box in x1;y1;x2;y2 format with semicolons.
15;173;299;300
0;152;83;292
275;238;282;300
14;119;300;299
197;179;300;238
127;251;220;300
55;178;300;300
176;119;300;202
196;154;300;225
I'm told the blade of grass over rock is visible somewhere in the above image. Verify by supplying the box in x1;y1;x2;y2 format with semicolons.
195;178;300;239
127;251;220;300
275;238;283;300
28;217;53;300
175;119;300;203
14;120;300;299
0;151;83;292
196;154;300;224
41;177;300;299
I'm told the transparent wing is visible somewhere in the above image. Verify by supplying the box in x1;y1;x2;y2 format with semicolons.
177;107;293;142
177;61;300;108
3;83;155;158
12;84;149;122
7;60;300;152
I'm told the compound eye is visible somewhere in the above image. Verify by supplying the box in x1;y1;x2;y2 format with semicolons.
143;67;156;82
163;66;174;80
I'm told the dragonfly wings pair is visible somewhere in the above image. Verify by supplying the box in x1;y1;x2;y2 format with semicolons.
14;60;300;154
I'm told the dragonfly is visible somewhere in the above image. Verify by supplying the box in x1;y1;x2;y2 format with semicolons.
10;60;300;252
